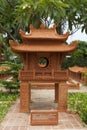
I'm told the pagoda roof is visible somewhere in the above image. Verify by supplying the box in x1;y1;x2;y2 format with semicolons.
19;24;69;42
69;66;87;73
9;24;78;53
9;40;78;53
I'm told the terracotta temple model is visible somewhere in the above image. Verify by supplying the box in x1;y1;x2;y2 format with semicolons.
9;24;78;113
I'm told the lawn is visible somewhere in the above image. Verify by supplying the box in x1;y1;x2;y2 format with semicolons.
68;92;87;124
0;91;19;123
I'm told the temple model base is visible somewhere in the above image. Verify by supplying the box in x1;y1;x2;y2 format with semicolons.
20;82;68;113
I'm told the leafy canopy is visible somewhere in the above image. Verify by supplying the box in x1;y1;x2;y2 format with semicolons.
0;0;87;41
15;0;69;29
62;41;87;68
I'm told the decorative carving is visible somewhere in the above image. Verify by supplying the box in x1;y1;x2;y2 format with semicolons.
30;110;58;125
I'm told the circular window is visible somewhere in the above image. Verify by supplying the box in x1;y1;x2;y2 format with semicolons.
38;57;49;68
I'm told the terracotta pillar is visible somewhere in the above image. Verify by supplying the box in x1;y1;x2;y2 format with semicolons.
54;83;59;103
20;81;31;112
58;83;68;112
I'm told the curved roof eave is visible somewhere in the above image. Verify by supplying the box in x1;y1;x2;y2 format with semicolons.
19;29;70;42
9;40;78;53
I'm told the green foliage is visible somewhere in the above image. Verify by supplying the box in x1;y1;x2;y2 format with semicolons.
1;61;23;79
82;71;87;85
0;91;19;123
0;0;87;41
0;80;20;93
0;91;19;101
83;71;87;79
0;0;21;40
64;0;87;34
68;92;87;124
62;41;87;69
0;0;69;40
0;61;22;93
15;0;69;29
0;103;11;123
38;57;47;64
14;0;87;34
0;33;21;62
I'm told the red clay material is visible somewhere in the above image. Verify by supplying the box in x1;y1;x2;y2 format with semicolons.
30;110;58;125
9;24;78;113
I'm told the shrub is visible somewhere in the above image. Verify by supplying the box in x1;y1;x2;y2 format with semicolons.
0;91;19;123
1;61;23;80
68;92;87;124
0;80;20;93
82;71;87;85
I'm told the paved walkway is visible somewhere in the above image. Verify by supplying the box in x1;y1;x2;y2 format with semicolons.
0;89;87;130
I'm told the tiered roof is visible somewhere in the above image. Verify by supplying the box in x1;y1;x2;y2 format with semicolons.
69;66;87;73
9;24;78;53
19;24;69;41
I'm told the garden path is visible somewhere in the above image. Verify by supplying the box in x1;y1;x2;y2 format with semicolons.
0;86;87;130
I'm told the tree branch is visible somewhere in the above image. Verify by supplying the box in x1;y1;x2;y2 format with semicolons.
6;0;14;8
0;24;16;41
70;26;82;35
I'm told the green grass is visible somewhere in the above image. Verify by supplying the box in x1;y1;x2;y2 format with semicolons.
0;91;19;123
0;91;87;125
68;92;87;124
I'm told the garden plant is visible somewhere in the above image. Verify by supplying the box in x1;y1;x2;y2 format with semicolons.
0;91;19;123
68;92;87;124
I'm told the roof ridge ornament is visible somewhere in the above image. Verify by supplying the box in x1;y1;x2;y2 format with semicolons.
30;23;46;30
19;29;25;35
29;23;56;30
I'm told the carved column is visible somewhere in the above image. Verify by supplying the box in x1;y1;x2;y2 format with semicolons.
58;83;68;111
20;81;31;112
